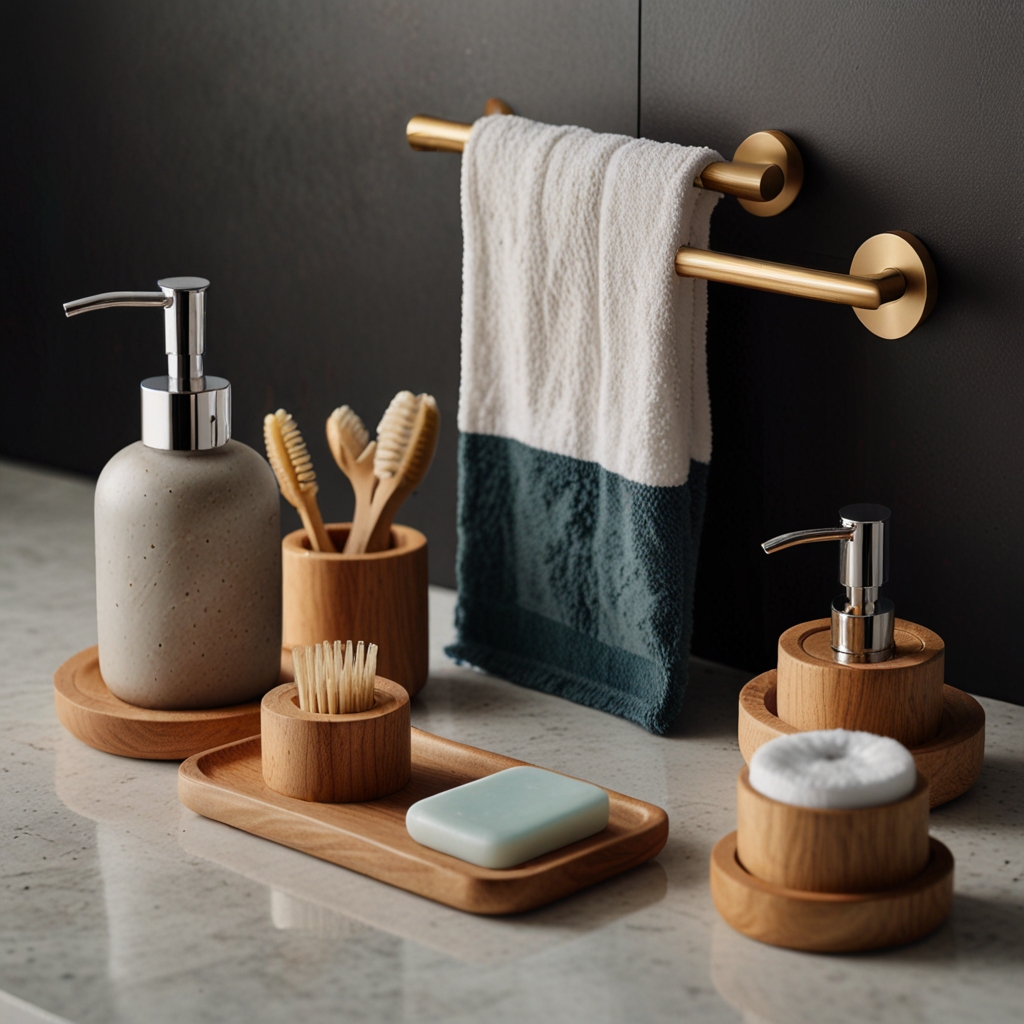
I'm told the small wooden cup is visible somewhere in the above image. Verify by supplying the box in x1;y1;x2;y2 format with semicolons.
735;766;930;893
281;523;428;697
260;680;411;803
711;765;954;952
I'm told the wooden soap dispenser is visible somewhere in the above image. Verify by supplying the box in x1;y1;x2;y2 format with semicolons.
738;504;985;807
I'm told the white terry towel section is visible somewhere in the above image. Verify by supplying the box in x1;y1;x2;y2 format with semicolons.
459;115;722;488
749;730;919;809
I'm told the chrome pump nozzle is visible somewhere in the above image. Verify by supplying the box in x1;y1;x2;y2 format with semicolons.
63;277;230;451
763;504;894;663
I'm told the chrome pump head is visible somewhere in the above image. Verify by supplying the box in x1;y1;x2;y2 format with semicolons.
762;504;894;664
63;277;229;451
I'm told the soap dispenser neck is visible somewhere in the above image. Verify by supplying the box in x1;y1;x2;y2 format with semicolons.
762;504;895;664
162;278;207;391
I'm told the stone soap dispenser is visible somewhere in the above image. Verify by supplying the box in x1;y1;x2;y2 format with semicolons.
738;504;986;806
64;278;281;709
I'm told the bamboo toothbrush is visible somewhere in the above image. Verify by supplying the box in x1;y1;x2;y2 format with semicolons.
349;391;440;555
326;406;378;555
264;408;336;553
292;639;378;714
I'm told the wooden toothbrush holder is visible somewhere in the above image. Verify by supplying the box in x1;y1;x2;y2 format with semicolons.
711;766;954;952
261;680;411;803
281;523;428;697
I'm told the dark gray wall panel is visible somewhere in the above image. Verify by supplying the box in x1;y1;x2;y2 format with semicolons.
12;0;1018;706
1;0;637;587
642;1;1023;701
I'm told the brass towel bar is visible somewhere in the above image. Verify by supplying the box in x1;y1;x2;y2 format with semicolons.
675;232;937;338
408;99;937;337
407;98;803;214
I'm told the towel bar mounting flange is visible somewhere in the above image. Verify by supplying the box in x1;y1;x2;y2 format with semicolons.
675;231;937;338
407;98;803;215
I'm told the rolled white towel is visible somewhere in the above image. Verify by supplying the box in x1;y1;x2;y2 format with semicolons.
748;729;918;809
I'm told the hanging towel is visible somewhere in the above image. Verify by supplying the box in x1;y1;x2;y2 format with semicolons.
444;115;722;735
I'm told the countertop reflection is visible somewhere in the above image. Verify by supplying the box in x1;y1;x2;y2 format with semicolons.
2;459;1022;1023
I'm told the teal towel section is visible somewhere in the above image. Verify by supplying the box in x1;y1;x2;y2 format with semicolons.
445;434;709;735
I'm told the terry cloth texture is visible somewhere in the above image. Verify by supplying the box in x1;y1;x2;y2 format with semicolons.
445;114;721;734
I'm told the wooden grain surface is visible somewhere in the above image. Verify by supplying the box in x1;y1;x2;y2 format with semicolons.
261;681;411;803
281;524;428;697
738;670;985;807
54;647;263;760
178;729;669;915
776;619;945;746
710;832;954;952
735;767;930;893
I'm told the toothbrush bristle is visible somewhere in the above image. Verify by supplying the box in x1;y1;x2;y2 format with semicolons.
374;391;420;479
321;641;336;715
265;413;300;507
292;645;308;710
275;409;318;492
304;646;318;713
328;406;370;459
400;395;439;488
290;639;378;715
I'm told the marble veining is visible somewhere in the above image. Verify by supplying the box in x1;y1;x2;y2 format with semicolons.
1;458;1022;1023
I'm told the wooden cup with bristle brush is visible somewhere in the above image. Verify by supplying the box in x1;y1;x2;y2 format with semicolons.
267;390;437;697
261;638;411;803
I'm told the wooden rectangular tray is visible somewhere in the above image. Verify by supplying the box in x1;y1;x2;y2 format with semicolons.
178;728;668;915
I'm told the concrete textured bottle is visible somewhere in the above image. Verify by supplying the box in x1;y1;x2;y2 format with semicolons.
65;278;281;709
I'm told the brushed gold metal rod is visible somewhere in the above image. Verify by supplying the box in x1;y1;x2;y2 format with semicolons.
406;114;785;203
674;247;907;309
695;162;784;203
407;115;472;154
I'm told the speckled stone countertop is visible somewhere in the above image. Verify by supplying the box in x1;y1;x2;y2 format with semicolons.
1;458;1022;1024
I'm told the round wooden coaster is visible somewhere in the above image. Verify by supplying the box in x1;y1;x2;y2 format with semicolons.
710;832;953;953
738;670;985;807
54;647;262;760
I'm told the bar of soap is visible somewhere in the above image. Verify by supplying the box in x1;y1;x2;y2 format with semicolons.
405;766;610;869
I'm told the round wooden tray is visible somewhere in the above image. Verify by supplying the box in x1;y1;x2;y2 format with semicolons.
710;831;954;953
738;670;985;807
54;647;262;760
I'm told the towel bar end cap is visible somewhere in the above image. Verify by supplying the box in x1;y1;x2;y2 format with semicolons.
851;232;937;339
733;131;803;217
483;97;514;116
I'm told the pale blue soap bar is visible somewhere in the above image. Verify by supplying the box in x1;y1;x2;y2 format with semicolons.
405;766;610;869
